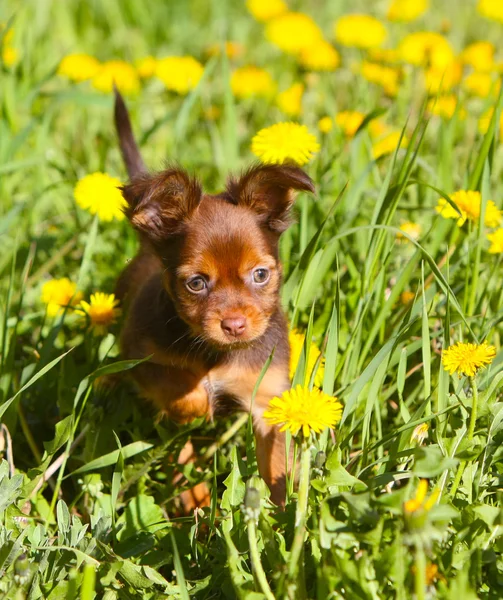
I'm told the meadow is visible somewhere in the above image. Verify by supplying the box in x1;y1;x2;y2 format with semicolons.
1;0;503;598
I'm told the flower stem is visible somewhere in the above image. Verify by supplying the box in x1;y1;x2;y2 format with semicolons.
247;518;275;600
450;377;478;498
414;539;426;600
287;438;311;596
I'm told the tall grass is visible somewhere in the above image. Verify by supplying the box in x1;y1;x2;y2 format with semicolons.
1;1;503;598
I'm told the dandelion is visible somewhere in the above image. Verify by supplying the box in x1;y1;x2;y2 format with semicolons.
92;60;140;95
231;66;276;99
442;341;496;378
478;107;503;139
397;221;421;241
266;12;323;55
318;116;333;134
298;40;340;71
368;48;400;64
74;172;126;222
335;111;364;138
404;479;439;514
78;293;121;335
334;14;387;49
135;56;157;78
277;83;304;117
460;41;494;72
387;0;429;22
289;330;325;387
57;53;101;82
361;61;400;96
1;25;18;67
487;228;503;253
41;278;82;317
373;131;408;159
246;0;287;22
401;290;415;305
156;56;204;94
206;41;243;60
251;122;320;166
423;61;462;94
463;72;494;97
398;31;454;69
411;422;429;445
478;0;503;23
264;385;342;438
427;95;464;120
435;190;502;228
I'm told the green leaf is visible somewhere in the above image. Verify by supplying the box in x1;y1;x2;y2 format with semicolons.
43;414;74;456
68;441;153;476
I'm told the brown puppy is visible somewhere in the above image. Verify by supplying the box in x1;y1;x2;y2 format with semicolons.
113;91;314;505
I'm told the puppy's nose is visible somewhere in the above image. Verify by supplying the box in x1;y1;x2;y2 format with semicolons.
221;316;247;338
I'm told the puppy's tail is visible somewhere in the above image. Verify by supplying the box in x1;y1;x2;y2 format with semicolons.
114;87;146;179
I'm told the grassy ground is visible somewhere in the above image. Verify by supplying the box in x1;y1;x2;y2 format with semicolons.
1;0;503;598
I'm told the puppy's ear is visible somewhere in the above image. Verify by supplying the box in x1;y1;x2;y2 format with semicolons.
227;163;315;233
121;168;202;242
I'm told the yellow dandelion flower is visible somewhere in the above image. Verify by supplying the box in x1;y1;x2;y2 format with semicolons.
264;385;342;438
427;95;464;120
463;72;494;97
397;221;421;241
206;41;243;60
368;48;400;64
318;116;333;134
411;422;429;444
289;330;325;387
135;56;157;78
442;341;496;378
478;0;503;23
404;479;439;513
246;0;287;22
401;290;415;305
487;228;503;253
334;14;387;50
277;83;304;117
92;60;140;95
387;0;429;22
266;12;323;55
156;56;204;94
2;45;17;67
78;293;121;335
298;40;340;71
398;31;454;69
478;107;503;139
57;53;101;83
1;25;18;67
251;122;320;166
74;172;126;222
435;190;502;228
373;131;408;159
361;61;400;96
231;66;276;99
461;41;494;72
423;61;462;94
41;278;82;317
368;119;388;139
335;111;364;138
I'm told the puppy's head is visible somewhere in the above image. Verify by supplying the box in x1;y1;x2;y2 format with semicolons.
122;164;314;348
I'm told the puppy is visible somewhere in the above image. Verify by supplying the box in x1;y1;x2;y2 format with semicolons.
113;90;314;505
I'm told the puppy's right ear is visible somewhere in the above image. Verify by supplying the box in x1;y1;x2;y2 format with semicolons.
121;168;202;242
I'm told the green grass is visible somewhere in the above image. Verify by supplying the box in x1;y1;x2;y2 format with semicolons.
1;0;503;598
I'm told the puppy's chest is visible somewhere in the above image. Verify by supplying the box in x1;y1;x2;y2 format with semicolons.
205;362;290;413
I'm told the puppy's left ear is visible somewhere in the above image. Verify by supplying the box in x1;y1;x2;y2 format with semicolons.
227;163;315;233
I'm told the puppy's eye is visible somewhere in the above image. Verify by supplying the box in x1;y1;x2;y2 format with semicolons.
252;268;270;285
186;276;207;293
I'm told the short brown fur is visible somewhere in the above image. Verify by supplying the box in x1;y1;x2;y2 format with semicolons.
114;90;314;505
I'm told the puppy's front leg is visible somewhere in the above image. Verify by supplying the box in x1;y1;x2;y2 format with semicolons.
131;362;209;423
